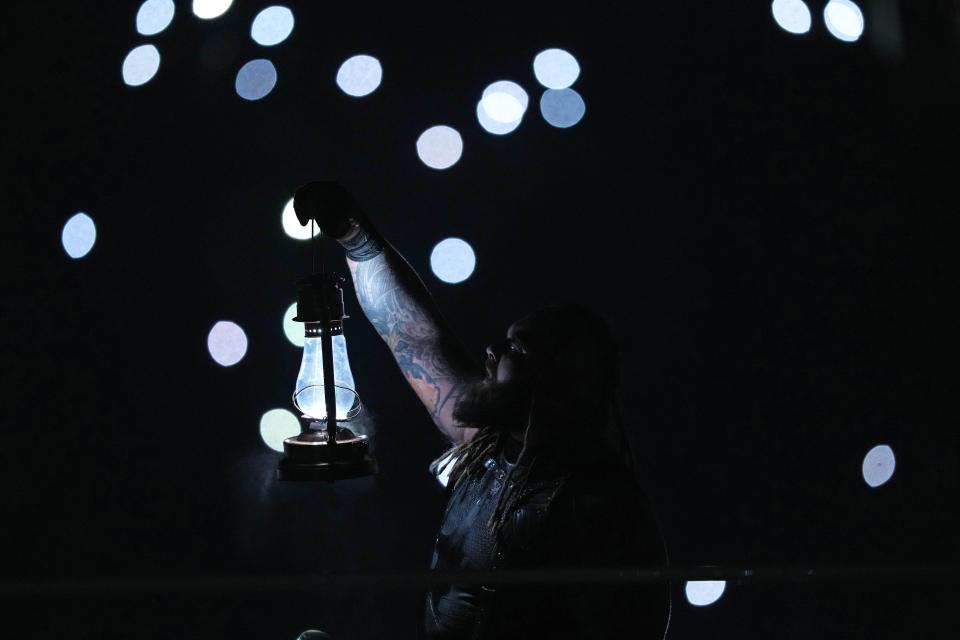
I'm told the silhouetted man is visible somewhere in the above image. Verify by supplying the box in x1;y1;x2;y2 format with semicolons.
294;181;671;639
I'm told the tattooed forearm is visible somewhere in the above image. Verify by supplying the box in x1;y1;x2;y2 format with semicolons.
347;245;481;440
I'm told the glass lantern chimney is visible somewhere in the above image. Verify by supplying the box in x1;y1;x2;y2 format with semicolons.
293;327;358;420
291;273;360;424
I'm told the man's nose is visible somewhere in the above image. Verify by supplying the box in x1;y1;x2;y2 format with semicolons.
486;342;503;362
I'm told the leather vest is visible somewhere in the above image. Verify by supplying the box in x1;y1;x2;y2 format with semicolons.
420;442;672;640
423;447;569;639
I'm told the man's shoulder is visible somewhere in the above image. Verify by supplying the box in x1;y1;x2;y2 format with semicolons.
544;462;666;558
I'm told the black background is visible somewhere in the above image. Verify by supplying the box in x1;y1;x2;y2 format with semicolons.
2;1;959;638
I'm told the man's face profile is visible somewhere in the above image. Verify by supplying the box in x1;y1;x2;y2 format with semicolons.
451;316;539;433
452;307;611;436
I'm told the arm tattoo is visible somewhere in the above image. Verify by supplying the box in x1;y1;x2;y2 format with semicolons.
350;249;480;427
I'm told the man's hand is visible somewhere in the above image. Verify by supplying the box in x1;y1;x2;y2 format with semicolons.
293;180;364;241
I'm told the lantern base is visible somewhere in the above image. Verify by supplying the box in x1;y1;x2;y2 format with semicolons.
277;427;376;482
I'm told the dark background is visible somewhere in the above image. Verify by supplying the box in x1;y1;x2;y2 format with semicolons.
2;1;959;638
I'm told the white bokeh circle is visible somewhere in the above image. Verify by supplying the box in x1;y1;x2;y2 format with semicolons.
772;0;812;35
685;580;726;606
824;0;865;43
283;302;305;347
260;408;300;452
193;0;233;20
251;6;295;46
336;54;383;97
481;81;528;123
136;0;175;36
476;100;522;135
533;48;580;89
862;444;896;488
477;80;528;134
482;92;524;123
62;212;97;259
416;125;463;170
430;238;476;284
122;44;161;87
207;320;248;366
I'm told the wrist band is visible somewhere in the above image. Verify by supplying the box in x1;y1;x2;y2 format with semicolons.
342;224;384;262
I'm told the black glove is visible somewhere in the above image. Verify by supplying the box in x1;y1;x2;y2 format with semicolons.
293;180;385;261
293;180;364;240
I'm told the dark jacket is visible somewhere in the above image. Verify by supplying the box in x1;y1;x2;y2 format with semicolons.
422;437;671;639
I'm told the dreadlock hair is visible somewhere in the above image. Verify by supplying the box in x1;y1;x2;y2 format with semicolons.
431;427;501;494
429;302;632;532
522;302;630;470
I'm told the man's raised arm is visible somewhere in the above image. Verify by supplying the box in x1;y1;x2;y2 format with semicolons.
293;181;481;444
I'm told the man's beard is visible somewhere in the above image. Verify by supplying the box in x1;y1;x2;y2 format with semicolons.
452;377;531;433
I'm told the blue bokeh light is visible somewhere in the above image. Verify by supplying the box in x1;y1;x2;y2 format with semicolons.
539;88;586;128
235;59;278;100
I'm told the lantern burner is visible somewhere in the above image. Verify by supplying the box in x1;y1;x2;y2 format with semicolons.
278;422;375;482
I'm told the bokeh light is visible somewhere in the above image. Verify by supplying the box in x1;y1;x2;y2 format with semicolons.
540;88;586;128
533;48;580;89
207;320;248;367
862;444;896;488
476;101;521;135
122;44;161;87
481;81;528;123
281;198;321;241
824;0;864;42
482;92;524;123
235;59;277;101
430;238;476;284
136;0;175;36
685;580;726;606
771;0;812;35
260;408;300;452
336;54;383;97
62;212;96;259
251;6;294;46
283;302;304;347
193;0;232;20
416;126;463;170
477;80;528;135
